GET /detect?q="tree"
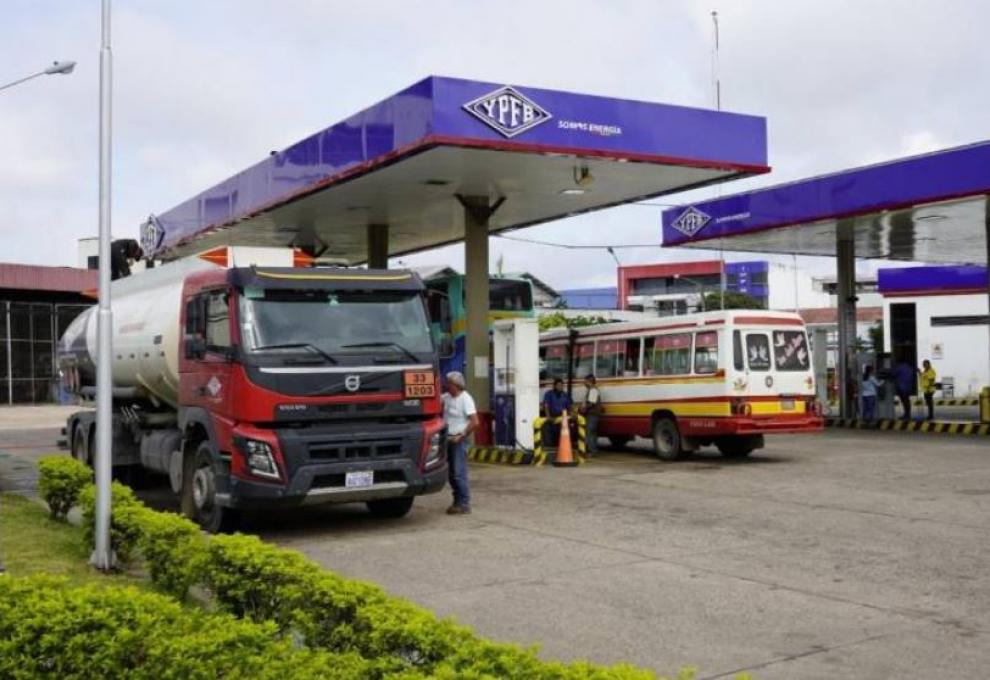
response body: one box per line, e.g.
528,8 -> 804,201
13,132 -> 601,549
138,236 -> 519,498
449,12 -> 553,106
701,291 -> 765,311
867,321 -> 884,353
538,312 -> 611,332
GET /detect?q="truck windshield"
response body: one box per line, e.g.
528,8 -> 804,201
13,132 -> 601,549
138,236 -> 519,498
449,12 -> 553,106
239,289 -> 433,362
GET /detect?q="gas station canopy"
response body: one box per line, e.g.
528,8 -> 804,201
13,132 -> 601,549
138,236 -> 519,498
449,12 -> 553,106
141,76 -> 769,263
661,141 -> 990,264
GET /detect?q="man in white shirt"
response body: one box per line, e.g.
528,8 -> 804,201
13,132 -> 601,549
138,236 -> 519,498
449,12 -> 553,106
581,374 -> 602,456
441,371 -> 479,515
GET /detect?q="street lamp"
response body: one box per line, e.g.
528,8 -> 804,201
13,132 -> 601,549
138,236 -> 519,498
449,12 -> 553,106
673,274 -> 707,312
0,61 -> 76,92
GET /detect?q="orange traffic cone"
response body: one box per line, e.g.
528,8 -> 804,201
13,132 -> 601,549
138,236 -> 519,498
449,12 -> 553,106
553,410 -> 578,467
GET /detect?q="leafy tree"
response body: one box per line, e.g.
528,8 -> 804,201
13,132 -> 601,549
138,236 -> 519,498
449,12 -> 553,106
867,321 -> 884,352
701,291 -> 765,311
538,312 -> 611,332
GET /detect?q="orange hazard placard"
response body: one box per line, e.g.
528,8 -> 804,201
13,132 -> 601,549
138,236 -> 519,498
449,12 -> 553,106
404,370 -> 436,398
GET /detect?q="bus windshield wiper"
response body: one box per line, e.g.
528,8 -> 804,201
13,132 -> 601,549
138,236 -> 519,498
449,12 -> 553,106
252,343 -> 338,364
341,341 -> 420,363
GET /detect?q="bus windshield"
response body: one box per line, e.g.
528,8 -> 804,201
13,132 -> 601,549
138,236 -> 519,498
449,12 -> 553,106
488,278 -> 533,312
239,289 -> 433,362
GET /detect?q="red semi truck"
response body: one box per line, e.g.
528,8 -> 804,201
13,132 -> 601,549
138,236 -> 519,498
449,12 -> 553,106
59,247 -> 447,531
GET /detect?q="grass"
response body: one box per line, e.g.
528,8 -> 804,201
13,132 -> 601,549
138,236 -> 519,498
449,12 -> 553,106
0,492 -> 146,588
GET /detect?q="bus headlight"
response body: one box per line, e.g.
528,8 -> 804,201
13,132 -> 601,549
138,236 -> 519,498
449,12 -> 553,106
244,440 -> 280,480
424,431 -> 444,468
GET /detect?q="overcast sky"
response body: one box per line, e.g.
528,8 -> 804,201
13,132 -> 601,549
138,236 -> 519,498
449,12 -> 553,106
2,0 -> 988,291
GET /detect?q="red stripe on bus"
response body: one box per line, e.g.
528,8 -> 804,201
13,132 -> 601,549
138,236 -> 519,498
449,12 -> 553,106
734,316 -> 805,326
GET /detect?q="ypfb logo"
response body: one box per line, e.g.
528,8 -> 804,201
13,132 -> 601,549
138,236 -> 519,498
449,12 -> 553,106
140,214 -> 165,258
670,206 -> 712,237
463,86 -> 551,138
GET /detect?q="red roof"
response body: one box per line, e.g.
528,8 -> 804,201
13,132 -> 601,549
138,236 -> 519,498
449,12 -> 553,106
798,306 -> 883,325
0,263 -> 97,294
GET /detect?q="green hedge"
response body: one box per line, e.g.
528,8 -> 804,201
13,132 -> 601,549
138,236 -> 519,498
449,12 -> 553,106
37,458 -> 727,680
37,456 -> 91,519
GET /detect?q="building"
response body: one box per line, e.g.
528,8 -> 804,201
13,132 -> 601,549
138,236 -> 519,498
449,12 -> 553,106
1,263 -> 96,404
814,274 -> 884,308
557,287 -> 618,310
880,265 -> 989,397
616,259 -> 827,314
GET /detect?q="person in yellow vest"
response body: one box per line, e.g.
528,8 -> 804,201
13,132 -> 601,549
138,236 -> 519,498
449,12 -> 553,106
920,359 -> 937,421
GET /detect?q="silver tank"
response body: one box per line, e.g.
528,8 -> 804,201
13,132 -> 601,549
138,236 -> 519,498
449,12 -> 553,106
60,257 -> 215,407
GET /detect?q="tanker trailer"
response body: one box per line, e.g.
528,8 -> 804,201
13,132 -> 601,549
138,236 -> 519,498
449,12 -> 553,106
60,247 -> 447,532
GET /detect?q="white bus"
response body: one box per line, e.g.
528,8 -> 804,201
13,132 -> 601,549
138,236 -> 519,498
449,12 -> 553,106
539,310 -> 823,460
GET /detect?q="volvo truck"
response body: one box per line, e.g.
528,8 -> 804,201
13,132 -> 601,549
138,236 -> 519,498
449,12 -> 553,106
59,247 -> 447,531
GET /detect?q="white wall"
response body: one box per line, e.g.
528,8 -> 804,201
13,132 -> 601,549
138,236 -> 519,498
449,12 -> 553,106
883,293 -> 990,396
768,263 -> 830,311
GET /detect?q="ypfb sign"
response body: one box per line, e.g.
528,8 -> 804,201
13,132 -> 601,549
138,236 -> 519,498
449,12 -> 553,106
669,206 -> 712,237
463,86 -> 551,138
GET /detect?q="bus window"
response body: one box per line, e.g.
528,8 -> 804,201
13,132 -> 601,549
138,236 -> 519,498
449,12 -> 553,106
651,333 -> 692,375
772,330 -> 810,371
694,331 -> 719,374
623,338 -> 641,376
542,345 -> 569,381
595,339 -> 624,378
746,333 -> 771,371
574,342 -> 595,378
488,278 -> 533,312
733,330 -> 744,371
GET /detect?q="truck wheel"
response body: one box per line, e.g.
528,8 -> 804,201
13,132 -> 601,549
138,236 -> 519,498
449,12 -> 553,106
717,436 -> 758,459
366,497 -> 414,519
652,417 -> 684,461
607,436 -> 632,450
185,441 -> 239,533
71,424 -> 90,467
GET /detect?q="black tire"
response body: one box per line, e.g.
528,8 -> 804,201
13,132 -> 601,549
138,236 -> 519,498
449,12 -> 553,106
651,417 -> 684,461
183,441 -> 239,533
366,497 -> 414,519
71,424 -> 89,466
607,436 -> 633,450
717,436 -> 757,459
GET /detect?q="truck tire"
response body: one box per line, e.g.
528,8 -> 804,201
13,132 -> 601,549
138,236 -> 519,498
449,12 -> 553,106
607,436 -> 632,450
366,497 -> 414,519
71,424 -> 90,467
184,441 -> 239,533
717,436 -> 759,459
652,416 -> 684,461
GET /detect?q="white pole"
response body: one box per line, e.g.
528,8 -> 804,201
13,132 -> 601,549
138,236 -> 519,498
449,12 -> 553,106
793,254 -> 800,312
91,0 -> 114,571
712,10 -> 727,309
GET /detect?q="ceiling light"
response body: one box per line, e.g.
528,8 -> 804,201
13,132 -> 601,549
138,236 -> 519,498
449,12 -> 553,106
916,214 -> 947,221
559,188 -> 587,196
423,179 -> 451,186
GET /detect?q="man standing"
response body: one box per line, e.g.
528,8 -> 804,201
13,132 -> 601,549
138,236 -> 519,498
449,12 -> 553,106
542,378 -> 572,449
581,374 -> 602,456
920,359 -> 937,421
442,371 -> 478,515
893,358 -> 915,421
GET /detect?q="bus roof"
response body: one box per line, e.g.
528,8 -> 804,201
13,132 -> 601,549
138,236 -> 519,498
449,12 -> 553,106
539,309 -> 805,341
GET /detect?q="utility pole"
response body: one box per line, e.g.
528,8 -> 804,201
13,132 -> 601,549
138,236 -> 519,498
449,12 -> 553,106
712,10 -> 727,310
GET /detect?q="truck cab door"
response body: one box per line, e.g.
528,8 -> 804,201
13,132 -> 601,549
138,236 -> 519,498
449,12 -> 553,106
181,291 -> 235,414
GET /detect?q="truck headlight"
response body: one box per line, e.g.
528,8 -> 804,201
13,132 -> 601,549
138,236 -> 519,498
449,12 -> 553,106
244,440 -> 280,480
424,431 -> 443,468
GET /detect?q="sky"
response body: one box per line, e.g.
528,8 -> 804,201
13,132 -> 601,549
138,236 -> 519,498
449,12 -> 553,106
2,0 -> 989,293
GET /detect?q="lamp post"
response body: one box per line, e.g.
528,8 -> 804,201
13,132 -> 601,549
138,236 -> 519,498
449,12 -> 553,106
0,61 -> 76,92
91,0 -> 114,571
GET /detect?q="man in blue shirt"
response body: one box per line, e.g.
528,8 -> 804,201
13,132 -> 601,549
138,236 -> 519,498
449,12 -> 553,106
542,379 -> 572,450
893,359 -> 916,421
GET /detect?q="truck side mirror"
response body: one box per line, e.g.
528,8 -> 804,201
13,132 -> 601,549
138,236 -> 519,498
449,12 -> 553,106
184,335 -> 207,360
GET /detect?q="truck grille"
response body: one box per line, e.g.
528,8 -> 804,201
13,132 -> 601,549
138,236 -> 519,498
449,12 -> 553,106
307,439 -> 405,462
311,469 -> 405,488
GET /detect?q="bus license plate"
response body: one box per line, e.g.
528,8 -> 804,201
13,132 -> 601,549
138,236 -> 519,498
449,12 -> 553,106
404,371 -> 436,398
781,399 -> 795,411
345,470 -> 374,488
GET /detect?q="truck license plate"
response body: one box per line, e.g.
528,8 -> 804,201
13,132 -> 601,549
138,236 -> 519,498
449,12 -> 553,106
781,399 -> 795,411
345,470 -> 374,488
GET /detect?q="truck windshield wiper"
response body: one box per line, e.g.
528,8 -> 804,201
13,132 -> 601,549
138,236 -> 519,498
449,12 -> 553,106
252,343 -> 338,364
340,341 -> 420,363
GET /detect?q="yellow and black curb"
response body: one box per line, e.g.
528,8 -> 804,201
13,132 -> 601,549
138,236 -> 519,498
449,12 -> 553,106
467,446 -> 536,465
911,398 -> 979,407
826,418 -> 990,435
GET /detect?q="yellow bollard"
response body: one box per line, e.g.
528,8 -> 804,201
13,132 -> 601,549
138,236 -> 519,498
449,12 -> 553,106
980,386 -> 990,424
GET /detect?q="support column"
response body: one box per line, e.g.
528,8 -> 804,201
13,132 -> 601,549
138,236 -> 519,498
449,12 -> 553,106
458,195 -> 504,416
836,227 -> 859,419
367,224 -> 389,269
983,202 -> 990,422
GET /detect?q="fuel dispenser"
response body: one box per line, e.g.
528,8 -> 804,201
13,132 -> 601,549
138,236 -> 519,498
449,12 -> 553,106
875,352 -> 896,419
492,318 -> 540,450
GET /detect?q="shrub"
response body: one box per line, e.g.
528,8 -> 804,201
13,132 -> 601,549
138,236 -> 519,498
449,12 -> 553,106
37,456 -> 91,520
78,481 -> 145,565
136,509 -> 207,601
0,575 -> 378,680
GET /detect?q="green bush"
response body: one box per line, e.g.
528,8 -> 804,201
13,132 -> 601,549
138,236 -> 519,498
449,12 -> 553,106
0,575 -> 379,680
37,456 -> 91,520
78,481 -> 145,565
136,509 -> 207,601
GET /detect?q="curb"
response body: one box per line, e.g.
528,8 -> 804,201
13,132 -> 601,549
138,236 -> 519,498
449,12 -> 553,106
828,398 -> 979,408
825,418 -> 990,435
467,446 -> 537,465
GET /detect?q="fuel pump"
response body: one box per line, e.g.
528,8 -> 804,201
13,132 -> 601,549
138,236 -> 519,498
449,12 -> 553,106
492,318 -> 540,450
875,352 -> 896,419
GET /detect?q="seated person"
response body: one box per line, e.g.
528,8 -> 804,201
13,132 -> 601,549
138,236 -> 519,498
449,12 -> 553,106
542,378 -> 572,447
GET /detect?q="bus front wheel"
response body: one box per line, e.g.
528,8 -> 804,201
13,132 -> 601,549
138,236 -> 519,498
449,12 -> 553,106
652,417 -> 684,461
